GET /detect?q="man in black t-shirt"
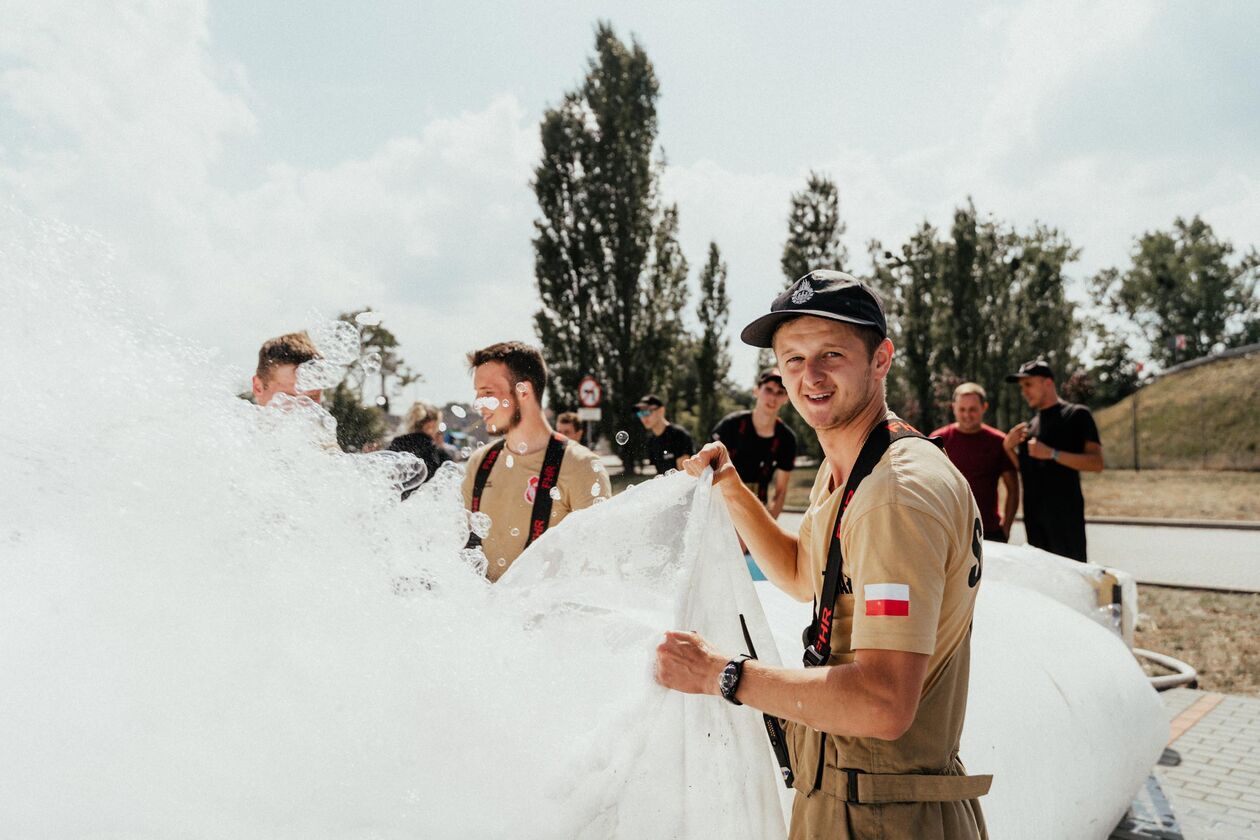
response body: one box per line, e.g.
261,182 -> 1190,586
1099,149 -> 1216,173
1003,359 -> 1105,562
636,394 -> 695,475
710,368 -> 797,520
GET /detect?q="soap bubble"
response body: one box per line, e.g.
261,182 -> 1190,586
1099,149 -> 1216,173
295,358 -> 345,391
488,424 -> 497,434
548,487 -> 561,501
354,311 -> 382,326
505,454 -> 515,468
591,461 -> 604,473
450,405 -> 467,419
593,497 -> 607,505
460,447 -> 472,459
590,482 -> 602,497
501,400 -> 511,409
510,527 -> 520,537
515,382 -> 527,393
459,547 -> 488,576
438,422 -> 447,432
517,442 -> 527,454
469,511 -> 492,539
359,352 -> 382,375
497,558 -> 507,568
307,319 -> 361,365
615,431 -> 629,445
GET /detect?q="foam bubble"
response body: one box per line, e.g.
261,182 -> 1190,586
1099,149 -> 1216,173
295,358 -> 346,391
354,311 -> 383,327
450,405 -> 467,419
359,351 -> 382,375
615,431 -> 629,445
307,319 -> 361,365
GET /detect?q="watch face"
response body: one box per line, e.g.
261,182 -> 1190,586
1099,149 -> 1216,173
720,664 -> 736,694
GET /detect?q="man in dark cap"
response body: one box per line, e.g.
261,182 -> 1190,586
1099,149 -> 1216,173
711,368 -> 797,521
1002,359 -> 1104,562
656,270 -> 991,839
636,394 -> 695,474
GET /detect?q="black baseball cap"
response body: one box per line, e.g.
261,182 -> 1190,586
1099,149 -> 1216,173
635,394 -> 665,409
740,270 -> 887,348
1005,359 -> 1055,382
756,368 -> 783,386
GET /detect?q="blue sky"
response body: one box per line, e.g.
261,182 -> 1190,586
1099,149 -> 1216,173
3,1 -> 1258,405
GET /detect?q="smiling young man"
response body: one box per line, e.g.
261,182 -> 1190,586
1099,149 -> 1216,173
656,271 -> 990,840
711,368 -> 798,520
461,341 -> 610,581
931,383 -> 1019,542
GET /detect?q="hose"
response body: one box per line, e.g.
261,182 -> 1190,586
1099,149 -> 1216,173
1133,648 -> 1198,691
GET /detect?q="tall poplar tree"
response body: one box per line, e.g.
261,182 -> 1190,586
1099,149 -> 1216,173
532,23 -> 689,465
694,242 -> 730,437
781,171 -> 848,285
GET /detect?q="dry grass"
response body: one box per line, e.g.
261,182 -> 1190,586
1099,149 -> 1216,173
1082,470 -> 1260,521
783,466 -> 1260,522
1135,585 -> 1260,697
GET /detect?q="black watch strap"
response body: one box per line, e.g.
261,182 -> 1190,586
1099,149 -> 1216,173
719,655 -> 751,706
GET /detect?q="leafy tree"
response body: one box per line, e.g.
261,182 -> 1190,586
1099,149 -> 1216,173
872,202 -> 1081,432
1093,216 -> 1260,367
336,309 -> 421,414
532,22 -> 691,470
781,171 -> 848,285
694,242 -> 731,438
327,382 -> 386,452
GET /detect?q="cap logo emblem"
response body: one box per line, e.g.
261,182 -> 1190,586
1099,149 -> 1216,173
790,281 -> 815,305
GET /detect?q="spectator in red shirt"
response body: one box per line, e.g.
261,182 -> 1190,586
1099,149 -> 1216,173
931,382 -> 1019,542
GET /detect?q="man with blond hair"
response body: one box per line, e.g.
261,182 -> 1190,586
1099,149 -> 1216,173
931,383 -> 1018,542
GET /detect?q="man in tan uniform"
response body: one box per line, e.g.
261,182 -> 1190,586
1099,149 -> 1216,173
461,341 -> 611,581
656,271 -> 990,839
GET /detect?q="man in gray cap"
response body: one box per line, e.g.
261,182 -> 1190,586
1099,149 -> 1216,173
1002,359 -> 1104,562
656,270 -> 991,839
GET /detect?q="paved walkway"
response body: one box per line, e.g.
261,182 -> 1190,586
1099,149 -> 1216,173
1154,688 -> 1260,839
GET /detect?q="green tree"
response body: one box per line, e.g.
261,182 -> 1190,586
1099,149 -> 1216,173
531,22 -> 691,470
872,202 -> 1081,432
327,381 -> 386,452
694,242 -> 731,437
337,309 -> 421,414
781,171 -> 848,285
1093,216 -> 1260,367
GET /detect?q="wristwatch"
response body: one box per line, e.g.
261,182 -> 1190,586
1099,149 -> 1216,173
719,655 -> 751,706
1051,448 -> 1060,462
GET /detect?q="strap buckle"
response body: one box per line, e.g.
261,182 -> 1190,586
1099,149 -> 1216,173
802,644 -> 827,668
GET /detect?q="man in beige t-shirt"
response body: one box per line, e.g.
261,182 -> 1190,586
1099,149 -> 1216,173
461,342 -> 610,582
656,271 -> 989,839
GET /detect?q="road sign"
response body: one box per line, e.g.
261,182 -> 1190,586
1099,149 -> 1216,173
577,407 -> 602,422
578,375 -> 602,408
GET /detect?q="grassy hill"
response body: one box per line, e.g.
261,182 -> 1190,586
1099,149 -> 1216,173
1096,350 -> 1260,470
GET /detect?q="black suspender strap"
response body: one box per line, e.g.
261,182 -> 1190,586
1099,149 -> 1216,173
466,440 -> 506,549
739,613 -> 795,788
466,435 -> 568,551
802,417 -> 939,668
524,434 -> 569,547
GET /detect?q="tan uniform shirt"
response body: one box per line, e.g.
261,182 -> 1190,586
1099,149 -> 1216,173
461,437 -> 611,582
785,429 -> 987,840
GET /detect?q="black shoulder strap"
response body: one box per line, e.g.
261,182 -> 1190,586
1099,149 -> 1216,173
466,440 -> 506,549
802,417 -> 941,667
523,434 -> 569,547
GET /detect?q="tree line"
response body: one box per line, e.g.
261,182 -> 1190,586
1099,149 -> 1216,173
531,23 -> 1259,464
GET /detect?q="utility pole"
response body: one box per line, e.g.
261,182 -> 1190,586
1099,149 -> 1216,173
1131,388 -> 1140,472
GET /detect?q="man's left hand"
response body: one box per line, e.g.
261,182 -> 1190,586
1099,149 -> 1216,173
655,630 -> 727,696
1027,437 -> 1054,460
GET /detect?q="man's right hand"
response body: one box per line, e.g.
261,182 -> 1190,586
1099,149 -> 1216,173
683,441 -> 738,486
1003,422 -> 1028,452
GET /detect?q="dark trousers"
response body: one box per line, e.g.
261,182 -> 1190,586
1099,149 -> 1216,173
1024,509 -> 1087,562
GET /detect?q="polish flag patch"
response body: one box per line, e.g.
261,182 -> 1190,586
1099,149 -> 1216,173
864,583 -> 910,616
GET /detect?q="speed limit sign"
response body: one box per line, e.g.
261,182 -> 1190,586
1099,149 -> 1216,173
578,375 -> 602,408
